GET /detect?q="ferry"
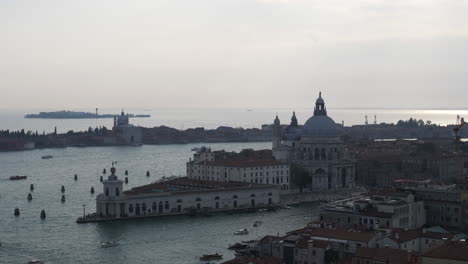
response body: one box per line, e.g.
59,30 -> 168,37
9,175 -> 27,180
199,253 -> 223,261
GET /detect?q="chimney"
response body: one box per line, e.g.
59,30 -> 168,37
395,233 -> 400,239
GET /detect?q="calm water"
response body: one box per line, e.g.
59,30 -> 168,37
0,142 -> 319,264
1,107 -> 467,134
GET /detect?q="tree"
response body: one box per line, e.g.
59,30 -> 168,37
290,163 -> 311,193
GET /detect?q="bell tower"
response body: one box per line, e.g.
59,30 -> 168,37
272,115 -> 282,150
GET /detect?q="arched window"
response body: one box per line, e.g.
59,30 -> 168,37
115,187 -> 120,196
315,168 -> 325,174
215,196 -> 220,200
142,203 -> 147,212
129,204 -> 134,213
105,188 -> 109,196
250,194 -> 256,197
165,201 -> 169,210
314,148 -> 320,160
233,195 -> 238,199
152,202 -> 157,211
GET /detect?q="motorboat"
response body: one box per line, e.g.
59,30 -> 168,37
101,240 -> 119,248
228,243 -> 247,250
10,175 -> 27,180
41,155 -> 53,159
27,260 -> 45,264
234,228 -> 249,235
253,220 -> 263,227
199,253 -> 223,261
280,205 -> 291,209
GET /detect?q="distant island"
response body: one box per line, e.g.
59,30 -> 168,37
25,111 -> 150,119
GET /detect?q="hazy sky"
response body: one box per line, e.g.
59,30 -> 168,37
2,0 -> 468,110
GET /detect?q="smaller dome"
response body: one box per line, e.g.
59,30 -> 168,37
316,97 -> 324,105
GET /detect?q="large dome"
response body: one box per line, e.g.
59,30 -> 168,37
302,115 -> 343,137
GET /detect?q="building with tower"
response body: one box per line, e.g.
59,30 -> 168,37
272,92 -> 356,191
112,110 -> 143,145
92,167 -> 280,220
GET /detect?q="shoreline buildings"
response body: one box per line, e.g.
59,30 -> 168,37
187,147 -> 291,192
272,92 -> 356,191
91,167 -> 280,220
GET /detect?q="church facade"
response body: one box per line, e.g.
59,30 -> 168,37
112,110 -> 143,145
272,93 -> 355,191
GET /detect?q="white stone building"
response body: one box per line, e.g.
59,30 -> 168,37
95,167 -> 280,219
272,92 -> 355,191
186,147 -> 291,192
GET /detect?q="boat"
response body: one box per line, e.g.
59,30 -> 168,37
27,260 -> 44,264
228,243 -> 247,250
257,208 -> 267,212
199,253 -> 223,261
101,241 -> 119,248
9,175 -> 27,180
41,155 -> 53,159
234,228 -> 249,235
253,220 -> 263,227
280,205 -> 291,209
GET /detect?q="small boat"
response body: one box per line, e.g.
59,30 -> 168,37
10,175 -> 27,180
281,205 -> 291,209
228,243 -> 247,250
101,241 -> 119,248
234,228 -> 249,235
257,208 -> 268,212
199,253 -> 223,261
41,155 -> 53,159
253,220 -> 263,227
27,260 -> 45,264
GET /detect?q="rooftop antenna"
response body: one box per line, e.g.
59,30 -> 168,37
96,108 -> 98,116
374,115 -> 377,125
365,115 -> 368,125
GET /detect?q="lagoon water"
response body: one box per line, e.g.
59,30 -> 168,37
0,142 -> 319,264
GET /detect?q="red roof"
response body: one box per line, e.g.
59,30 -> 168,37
423,241 -> 468,261
354,247 -> 419,264
206,159 -> 286,168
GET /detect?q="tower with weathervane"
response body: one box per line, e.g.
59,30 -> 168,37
96,167 -> 125,218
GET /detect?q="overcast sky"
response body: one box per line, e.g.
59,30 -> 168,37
1,0 -> 468,110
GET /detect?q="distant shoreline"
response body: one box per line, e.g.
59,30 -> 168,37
25,110 -> 150,119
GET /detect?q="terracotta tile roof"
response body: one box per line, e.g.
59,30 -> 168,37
222,256 -> 282,264
354,247 -> 419,264
423,241 -> 468,261
123,177 -> 275,196
205,159 -> 287,168
388,228 -> 452,243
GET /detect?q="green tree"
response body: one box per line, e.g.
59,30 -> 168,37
290,163 -> 311,193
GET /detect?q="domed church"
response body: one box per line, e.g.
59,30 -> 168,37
272,92 -> 355,191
